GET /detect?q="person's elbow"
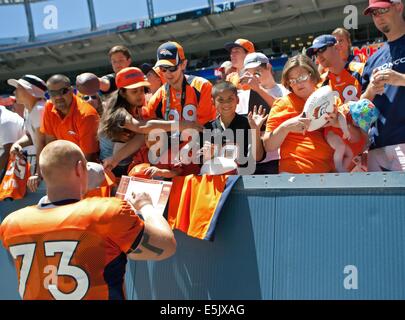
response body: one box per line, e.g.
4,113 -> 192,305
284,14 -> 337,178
156,233 -> 177,261
263,133 -> 277,152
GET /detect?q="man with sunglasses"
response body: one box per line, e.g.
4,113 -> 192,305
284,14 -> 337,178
307,35 -> 364,104
361,0 -> 405,171
307,35 -> 367,166
144,41 -> 216,127
40,74 -> 100,162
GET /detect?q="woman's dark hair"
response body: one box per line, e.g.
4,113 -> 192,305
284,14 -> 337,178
98,90 -> 132,140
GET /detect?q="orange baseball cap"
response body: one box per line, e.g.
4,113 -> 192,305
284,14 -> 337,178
224,39 -> 255,54
116,67 -> 151,90
156,41 -> 186,67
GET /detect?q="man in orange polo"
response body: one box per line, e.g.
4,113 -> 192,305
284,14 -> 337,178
40,74 -> 100,161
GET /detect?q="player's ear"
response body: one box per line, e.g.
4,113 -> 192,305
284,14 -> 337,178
75,160 -> 86,178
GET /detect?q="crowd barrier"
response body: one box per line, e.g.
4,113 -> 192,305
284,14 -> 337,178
1,172 -> 405,300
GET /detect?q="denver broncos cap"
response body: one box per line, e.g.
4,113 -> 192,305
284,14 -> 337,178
224,39 -> 255,54
156,41 -> 186,67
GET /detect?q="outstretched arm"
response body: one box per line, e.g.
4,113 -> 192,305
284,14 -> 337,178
127,192 -> 176,261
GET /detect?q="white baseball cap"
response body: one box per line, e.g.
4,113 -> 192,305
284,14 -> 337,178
244,52 -> 269,69
7,75 -> 47,99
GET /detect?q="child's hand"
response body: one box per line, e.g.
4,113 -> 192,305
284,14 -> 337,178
248,105 -> 268,130
197,141 -> 217,162
342,130 -> 352,141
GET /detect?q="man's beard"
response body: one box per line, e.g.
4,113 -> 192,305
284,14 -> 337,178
380,25 -> 391,34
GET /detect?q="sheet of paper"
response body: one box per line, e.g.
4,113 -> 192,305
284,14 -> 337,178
124,179 -> 164,208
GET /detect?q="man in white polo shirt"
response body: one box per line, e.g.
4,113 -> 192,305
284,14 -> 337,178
8,74 -> 47,191
238,52 -> 289,174
0,105 -> 24,180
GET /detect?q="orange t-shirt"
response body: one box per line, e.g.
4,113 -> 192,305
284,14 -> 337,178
143,75 -> 216,125
0,197 -> 144,300
265,93 -> 334,174
40,95 -> 100,154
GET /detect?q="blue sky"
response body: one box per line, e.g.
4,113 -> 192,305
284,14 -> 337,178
0,0 -> 236,39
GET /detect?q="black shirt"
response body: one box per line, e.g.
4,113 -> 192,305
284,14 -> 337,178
203,114 -> 252,167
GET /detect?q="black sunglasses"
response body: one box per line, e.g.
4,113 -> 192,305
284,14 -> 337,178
47,87 -> 71,97
159,64 -> 181,73
314,44 -> 334,56
82,95 -> 98,101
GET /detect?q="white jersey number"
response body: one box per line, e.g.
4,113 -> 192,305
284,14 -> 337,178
9,241 -> 89,300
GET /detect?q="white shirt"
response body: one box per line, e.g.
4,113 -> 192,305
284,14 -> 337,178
235,84 -> 289,164
24,100 -> 45,148
236,84 -> 289,115
0,105 -> 24,147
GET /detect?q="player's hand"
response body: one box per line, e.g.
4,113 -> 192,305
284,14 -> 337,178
248,105 -> 268,130
130,192 -> 153,210
240,72 -> 261,92
27,175 -> 41,193
10,142 -> 24,158
103,156 -> 118,170
324,112 -> 340,128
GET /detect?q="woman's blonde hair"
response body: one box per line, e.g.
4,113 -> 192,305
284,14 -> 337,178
281,54 -> 321,91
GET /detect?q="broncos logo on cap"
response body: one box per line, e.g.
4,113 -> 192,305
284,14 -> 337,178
159,49 -> 174,56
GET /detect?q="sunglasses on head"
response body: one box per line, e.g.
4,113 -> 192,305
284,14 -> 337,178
47,87 -> 71,98
159,64 -> 180,73
370,7 -> 391,17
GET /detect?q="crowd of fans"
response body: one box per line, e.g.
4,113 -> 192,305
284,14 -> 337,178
1,0 -> 405,190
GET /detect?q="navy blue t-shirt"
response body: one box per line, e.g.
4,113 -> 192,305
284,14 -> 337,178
362,34 -> 405,149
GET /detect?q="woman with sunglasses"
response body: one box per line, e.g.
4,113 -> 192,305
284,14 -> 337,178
263,54 -> 337,174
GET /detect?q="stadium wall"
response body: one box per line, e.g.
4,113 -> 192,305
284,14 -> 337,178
1,173 -> 405,300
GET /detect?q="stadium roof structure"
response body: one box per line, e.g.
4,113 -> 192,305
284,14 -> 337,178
0,0 -> 46,4
0,0 -> 371,83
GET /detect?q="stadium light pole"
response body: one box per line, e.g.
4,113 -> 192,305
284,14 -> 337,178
87,0 -> 97,31
147,0 -> 154,19
23,0 -> 35,42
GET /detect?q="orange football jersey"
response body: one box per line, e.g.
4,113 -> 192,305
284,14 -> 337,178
144,75 -> 216,125
0,197 -> 144,300
323,61 -> 364,103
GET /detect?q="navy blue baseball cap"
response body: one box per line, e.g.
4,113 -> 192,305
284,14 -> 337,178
306,35 -> 337,57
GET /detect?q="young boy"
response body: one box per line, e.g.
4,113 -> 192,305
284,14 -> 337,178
201,81 -> 267,173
